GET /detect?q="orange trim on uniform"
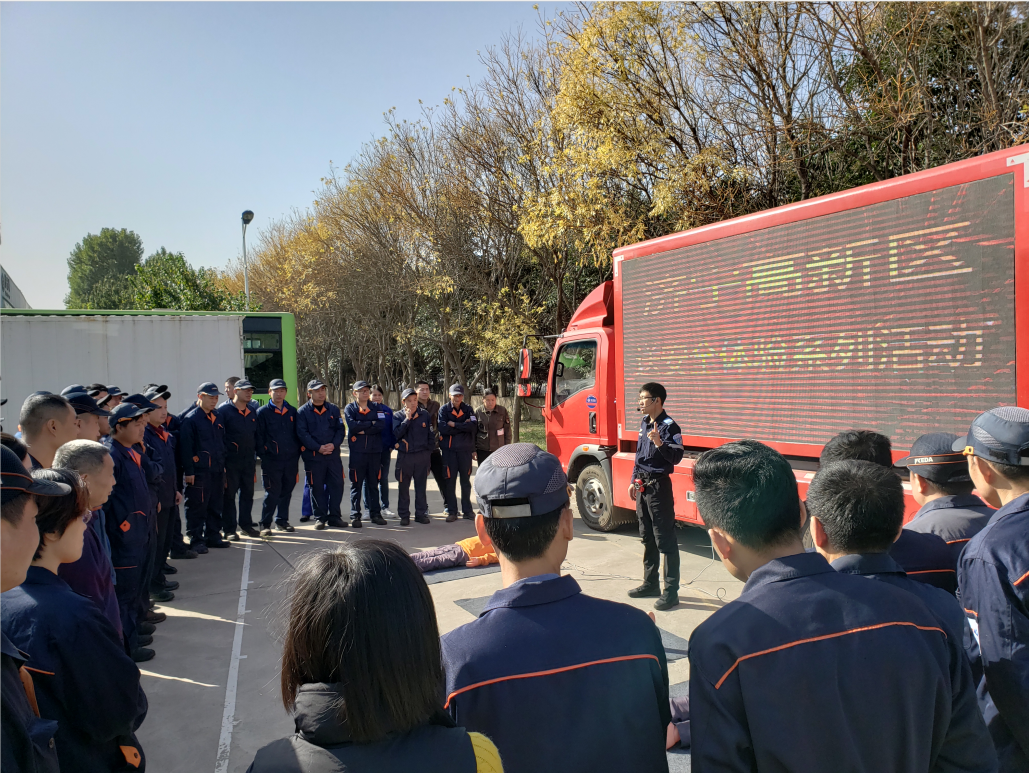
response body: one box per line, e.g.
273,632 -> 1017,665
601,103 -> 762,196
714,621 -> 947,689
1013,567 -> 1029,586
120,746 -> 142,769
127,449 -> 142,467
18,667 -> 40,717
113,566 -> 138,570
945,538 -> 971,545
120,521 -> 131,532
3,471 -> 33,481
907,569 -> 956,575
314,406 -> 326,415
23,666 -> 55,677
964,608 -> 978,617
444,654 -> 659,709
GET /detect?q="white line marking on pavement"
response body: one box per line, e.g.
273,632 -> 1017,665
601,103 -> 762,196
139,669 -> 219,688
215,539 -> 253,773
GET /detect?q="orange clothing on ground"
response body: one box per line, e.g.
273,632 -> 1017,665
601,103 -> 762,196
456,536 -> 498,565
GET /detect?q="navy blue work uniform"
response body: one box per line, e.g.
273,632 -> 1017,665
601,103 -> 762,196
2,567 -> 148,773
889,527 -> 959,594
1,631 -> 59,773
441,574 -> 671,773
365,402 -> 395,511
179,405 -> 227,546
162,412 -> 189,554
343,401 -> 383,522
298,400 -> 346,523
105,438 -> 153,650
218,399 -> 258,533
255,401 -> 300,527
144,423 -> 179,575
632,411 -> 684,593
392,405 -> 434,523
905,493 -> 995,565
958,492 -> 1029,773
688,552 -> 996,773
438,402 -> 477,518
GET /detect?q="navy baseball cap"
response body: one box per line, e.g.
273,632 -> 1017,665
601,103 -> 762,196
351,380 -> 369,391
308,379 -> 326,391
143,386 -> 171,402
474,443 -> 569,519
197,382 -> 222,396
108,402 -> 149,426
61,384 -> 88,396
895,433 -> 970,484
63,391 -> 112,417
268,379 -> 288,390
449,383 -> 465,396
2,446 -> 72,504
401,387 -> 417,400
106,386 -> 123,396
234,379 -> 254,391
954,406 -> 1029,467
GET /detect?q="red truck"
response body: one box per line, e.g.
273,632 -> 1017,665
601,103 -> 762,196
533,144 -> 1028,531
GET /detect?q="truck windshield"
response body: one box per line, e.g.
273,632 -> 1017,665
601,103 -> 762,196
552,339 -> 597,407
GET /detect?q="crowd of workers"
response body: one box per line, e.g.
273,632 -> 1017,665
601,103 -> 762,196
0,373 -> 1026,773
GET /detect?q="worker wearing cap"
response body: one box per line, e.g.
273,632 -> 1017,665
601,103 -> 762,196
105,401 -> 158,661
143,384 -> 194,562
416,381 -> 448,516
439,384 -> 477,523
104,386 -> 125,409
297,380 -> 347,529
179,382 -> 230,553
898,432 -> 995,561
1,445 -> 68,773
63,389 -> 112,443
628,382 -> 685,612
441,443 -> 671,772
218,379 -> 259,540
474,388 -> 510,465
392,387 -> 434,525
255,379 -> 300,535
342,381 -> 384,527
955,407 -> 1029,773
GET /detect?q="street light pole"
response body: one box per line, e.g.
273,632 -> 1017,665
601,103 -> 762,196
241,210 -> 254,310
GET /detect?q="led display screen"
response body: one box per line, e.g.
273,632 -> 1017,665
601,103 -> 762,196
620,174 -> 1017,450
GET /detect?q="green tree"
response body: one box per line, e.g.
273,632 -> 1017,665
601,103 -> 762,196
130,248 -> 248,311
66,228 -> 143,308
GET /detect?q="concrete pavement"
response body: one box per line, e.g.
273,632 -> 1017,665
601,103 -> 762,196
136,453 -> 743,772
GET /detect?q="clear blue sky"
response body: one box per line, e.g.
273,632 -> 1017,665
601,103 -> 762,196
1,1 -> 562,308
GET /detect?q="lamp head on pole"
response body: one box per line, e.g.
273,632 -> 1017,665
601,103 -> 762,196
242,210 -> 255,226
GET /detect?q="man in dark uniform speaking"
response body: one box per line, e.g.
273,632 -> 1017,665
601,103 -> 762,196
628,382 -> 684,611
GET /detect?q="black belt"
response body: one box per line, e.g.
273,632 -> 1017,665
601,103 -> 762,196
638,471 -> 670,482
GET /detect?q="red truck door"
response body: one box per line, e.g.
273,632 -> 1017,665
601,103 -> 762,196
545,336 -> 603,463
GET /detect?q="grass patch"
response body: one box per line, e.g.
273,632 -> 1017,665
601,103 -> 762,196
517,421 -> 547,450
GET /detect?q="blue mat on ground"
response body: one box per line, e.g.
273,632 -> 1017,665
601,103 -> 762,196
421,563 -> 501,585
667,681 -> 691,772
452,597 -> 690,663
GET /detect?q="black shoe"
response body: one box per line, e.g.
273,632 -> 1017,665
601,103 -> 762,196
315,521 -> 327,530
628,584 -> 661,599
131,648 -> 155,663
654,592 -> 679,611
463,514 -> 475,520
260,528 -> 273,537
137,634 -> 154,647
445,513 -> 458,523
299,516 -> 311,522
224,532 -> 240,542
370,515 -> 387,526
275,522 -> 294,533
172,548 -> 199,559
138,621 -> 156,635
327,518 -> 348,528
189,541 -> 209,555
399,518 -> 410,526
150,589 -> 175,603
241,526 -> 260,538
207,539 -> 230,549
161,563 -> 178,574
153,579 -> 179,591
146,610 -> 167,624
351,519 -> 363,528
415,516 -> 430,524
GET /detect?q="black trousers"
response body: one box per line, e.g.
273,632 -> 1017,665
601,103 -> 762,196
261,457 -> 299,527
429,449 -> 448,510
185,469 -> 224,544
309,455 -> 345,522
149,503 -> 171,590
637,474 -> 680,592
223,458 -> 256,532
348,452 -> 377,520
396,450 -> 430,520
442,448 -> 474,517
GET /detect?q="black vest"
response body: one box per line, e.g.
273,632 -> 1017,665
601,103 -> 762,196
247,683 -> 477,773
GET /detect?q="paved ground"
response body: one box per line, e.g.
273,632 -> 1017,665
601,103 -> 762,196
136,452 -> 744,773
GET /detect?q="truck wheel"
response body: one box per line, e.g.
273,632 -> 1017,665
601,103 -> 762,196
576,464 -> 630,532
